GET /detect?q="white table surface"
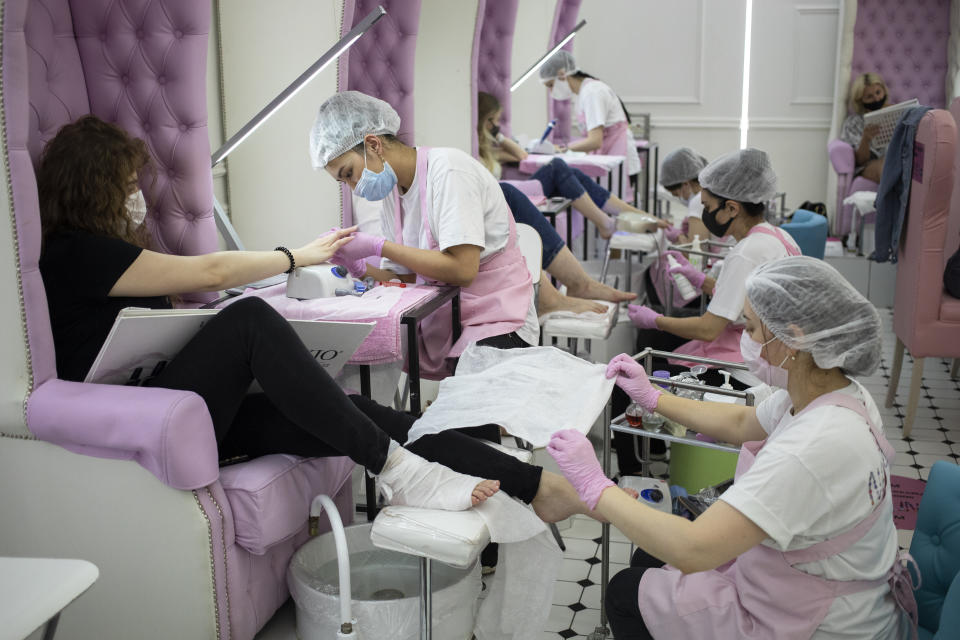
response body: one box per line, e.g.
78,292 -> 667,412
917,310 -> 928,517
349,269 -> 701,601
0,557 -> 98,640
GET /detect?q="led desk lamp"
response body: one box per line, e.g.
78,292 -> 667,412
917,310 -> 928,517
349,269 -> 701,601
210,5 -> 387,252
510,19 -> 586,92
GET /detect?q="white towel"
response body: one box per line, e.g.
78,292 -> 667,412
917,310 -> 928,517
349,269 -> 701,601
406,344 -> 615,448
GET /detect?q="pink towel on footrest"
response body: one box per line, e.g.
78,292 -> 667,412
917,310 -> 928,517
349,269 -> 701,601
221,283 -> 437,365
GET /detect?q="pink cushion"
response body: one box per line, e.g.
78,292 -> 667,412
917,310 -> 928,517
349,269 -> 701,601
941,295 -> 960,323
220,454 -> 355,555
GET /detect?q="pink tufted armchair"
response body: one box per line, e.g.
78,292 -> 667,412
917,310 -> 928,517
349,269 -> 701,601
884,106 -> 960,438
546,0 -> 582,147
0,1 -> 353,638
828,0 -> 950,237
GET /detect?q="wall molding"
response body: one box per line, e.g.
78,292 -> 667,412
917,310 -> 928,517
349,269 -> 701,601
791,5 -> 840,105
750,116 -> 831,130
623,0 -> 705,104
649,116 -> 740,130
647,116 -> 830,131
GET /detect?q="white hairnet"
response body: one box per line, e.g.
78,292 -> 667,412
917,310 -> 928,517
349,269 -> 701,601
309,91 -> 401,169
660,148 -> 708,187
745,256 -> 882,376
538,50 -> 578,82
698,148 -> 777,204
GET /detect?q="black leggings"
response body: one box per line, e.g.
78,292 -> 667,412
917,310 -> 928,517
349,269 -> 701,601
148,297 -> 542,503
605,548 -> 666,640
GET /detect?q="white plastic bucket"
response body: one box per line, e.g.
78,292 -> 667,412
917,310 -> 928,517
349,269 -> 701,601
288,523 -> 480,639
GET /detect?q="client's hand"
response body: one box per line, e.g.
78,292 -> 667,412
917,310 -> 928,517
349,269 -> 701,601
664,250 -> 706,289
627,304 -> 662,330
296,226 -> 356,266
547,429 -> 615,509
606,354 -> 662,410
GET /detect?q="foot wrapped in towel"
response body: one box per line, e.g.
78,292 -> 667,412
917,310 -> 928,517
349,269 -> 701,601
377,446 -> 499,511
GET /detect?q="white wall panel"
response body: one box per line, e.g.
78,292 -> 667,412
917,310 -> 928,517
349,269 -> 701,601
414,0 -> 482,152
508,0 -> 557,139
748,1 -> 839,207
218,0 -> 344,250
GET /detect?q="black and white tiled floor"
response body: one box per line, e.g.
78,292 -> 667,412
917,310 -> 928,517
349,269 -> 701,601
257,312 -> 959,640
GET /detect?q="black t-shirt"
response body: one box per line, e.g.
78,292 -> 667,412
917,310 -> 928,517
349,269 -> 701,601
40,231 -> 171,382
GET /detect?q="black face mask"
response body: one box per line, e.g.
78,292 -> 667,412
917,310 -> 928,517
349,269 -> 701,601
863,98 -> 885,112
489,124 -> 501,137
702,200 -> 734,237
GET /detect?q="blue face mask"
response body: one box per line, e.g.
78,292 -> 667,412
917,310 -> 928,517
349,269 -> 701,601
353,146 -> 398,202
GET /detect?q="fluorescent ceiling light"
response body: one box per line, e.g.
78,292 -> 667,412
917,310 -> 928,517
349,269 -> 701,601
211,5 -> 387,168
510,19 -> 586,92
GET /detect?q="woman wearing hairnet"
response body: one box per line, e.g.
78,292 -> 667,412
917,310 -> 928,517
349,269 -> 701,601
310,91 -> 539,380
659,147 -> 710,243
644,147 -> 713,312
538,50 -> 641,212
549,256 -> 918,639
627,148 -> 801,385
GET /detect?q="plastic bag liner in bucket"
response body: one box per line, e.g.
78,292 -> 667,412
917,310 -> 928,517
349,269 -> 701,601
288,522 -> 481,639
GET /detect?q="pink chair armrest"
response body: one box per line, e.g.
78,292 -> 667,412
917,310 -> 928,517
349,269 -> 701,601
828,139 -> 856,175
27,379 -> 219,490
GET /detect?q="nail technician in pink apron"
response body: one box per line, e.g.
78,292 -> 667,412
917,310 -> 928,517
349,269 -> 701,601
537,49 -> 640,195
623,149 -> 800,387
547,256 -> 918,640
310,92 -> 537,381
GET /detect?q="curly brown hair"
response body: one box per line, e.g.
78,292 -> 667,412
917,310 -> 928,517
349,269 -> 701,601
37,115 -> 154,248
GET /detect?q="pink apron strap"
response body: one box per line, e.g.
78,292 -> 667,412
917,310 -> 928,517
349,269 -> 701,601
747,224 -> 801,256
784,391 -> 919,638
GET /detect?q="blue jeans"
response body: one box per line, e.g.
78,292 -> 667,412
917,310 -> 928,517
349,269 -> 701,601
499,182 -> 564,269
532,157 -> 611,210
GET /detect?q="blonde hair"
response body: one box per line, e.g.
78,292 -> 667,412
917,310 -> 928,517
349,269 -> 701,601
848,72 -> 889,115
476,91 -> 500,175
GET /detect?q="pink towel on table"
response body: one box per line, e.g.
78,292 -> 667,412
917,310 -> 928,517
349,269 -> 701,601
221,284 -> 437,365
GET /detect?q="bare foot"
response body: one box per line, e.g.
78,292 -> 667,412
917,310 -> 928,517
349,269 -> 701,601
598,216 -> 616,240
566,279 -> 637,304
532,472 -> 636,523
472,480 -> 500,506
539,293 -> 607,316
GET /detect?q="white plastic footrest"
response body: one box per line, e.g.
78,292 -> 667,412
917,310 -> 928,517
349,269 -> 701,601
541,300 -> 617,339
371,506 -> 490,570
609,230 -> 660,252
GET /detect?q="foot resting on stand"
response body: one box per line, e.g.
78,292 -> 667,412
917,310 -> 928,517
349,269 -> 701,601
377,446 -> 500,510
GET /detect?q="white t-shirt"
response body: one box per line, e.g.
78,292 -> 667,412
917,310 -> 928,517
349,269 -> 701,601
707,222 -> 801,323
721,380 -> 907,639
378,147 -> 539,346
576,79 -> 641,175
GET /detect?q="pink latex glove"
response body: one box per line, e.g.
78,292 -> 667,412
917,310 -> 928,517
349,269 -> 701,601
333,231 -> 386,262
606,353 -> 663,410
664,256 -> 706,291
627,304 -> 662,330
329,254 -> 368,278
664,225 -> 683,242
546,429 -> 615,509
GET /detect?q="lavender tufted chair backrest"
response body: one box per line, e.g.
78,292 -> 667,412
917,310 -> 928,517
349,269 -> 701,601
476,0 -> 518,138
850,0 -> 950,109
4,0 -> 216,394
548,0 -> 581,145
337,0 -> 421,226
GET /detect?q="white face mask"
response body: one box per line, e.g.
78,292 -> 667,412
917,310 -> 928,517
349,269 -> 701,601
740,330 -> 790,388
126,189 -> 147,226
551,78 -> 573,102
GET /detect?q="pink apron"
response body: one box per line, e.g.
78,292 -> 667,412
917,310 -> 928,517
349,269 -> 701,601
577,102 -> 633,201
637,391 -> 919,640
669,225 -> 801,365
397,147 -> 533,380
